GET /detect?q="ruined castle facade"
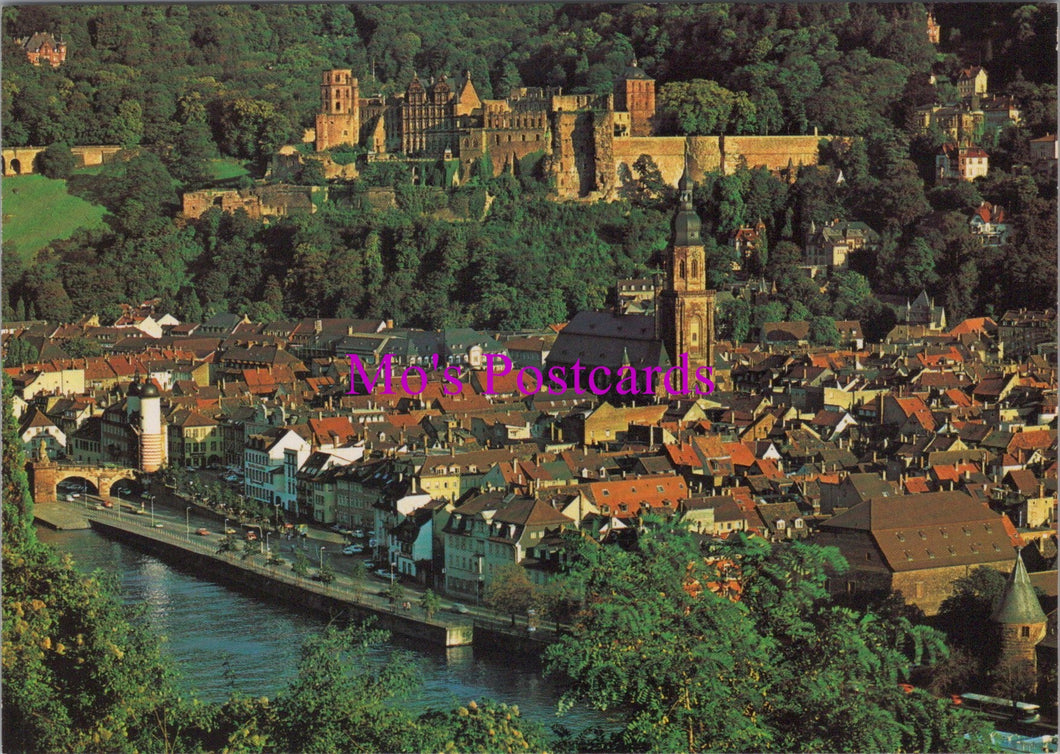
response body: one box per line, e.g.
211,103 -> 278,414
313,65 -> 827,200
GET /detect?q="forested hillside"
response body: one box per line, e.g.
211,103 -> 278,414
2,3 -> 1056,337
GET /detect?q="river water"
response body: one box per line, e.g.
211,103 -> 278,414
36,526 -> 603,732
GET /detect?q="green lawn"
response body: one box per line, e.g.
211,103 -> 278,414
208,157 -> 251,182
2,173 -> 107,259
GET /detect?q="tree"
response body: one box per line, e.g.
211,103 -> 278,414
385,579 -> 405,606
545,522 -> 773,752
292,548 -> 310,578
2,377 -> 33,546
269,624 -> 426,753
62,337 -> 104,359
897,238 -> 940,293
547,524 -> 982,753
657,79 -> 757,135
484,563 -> 536,627
36,142 -> 76,179
5,338 -> 39,367
317,561 -> 335,585
418,699 -> 549,754
350,560 -> 368,595
419,588 -> 442,621
717,298 -> 751,343
809,315 -> 840,346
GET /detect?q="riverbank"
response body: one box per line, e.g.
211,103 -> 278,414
60,502 -> 554,654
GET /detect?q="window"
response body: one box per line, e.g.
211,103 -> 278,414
1021,626 -> 1031,638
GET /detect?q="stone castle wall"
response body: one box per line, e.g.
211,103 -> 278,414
3,145 -> 123,177
183,185 -> 323,220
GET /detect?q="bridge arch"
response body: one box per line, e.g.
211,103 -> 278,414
28,461 -> 139,503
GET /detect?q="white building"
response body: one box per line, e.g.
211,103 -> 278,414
244,426 -> 311,512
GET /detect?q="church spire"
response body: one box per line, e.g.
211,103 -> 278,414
673,153 -> 701,247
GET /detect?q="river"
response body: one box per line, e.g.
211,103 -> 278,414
36,525 -> 603,732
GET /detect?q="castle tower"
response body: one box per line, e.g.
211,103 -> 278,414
658,160 -> 715,375
315,69 -> 360,152
990,550 -> 1047,676
139,380 -> 166,473
615,58 -> 656,137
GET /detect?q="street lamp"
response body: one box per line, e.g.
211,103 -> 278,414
186,506 -> 192,539
319,546 -> 326,572
265,530 -> 270,556
224,518 -> 229,537
273,503 -> 281,529
150,497 -> 155,527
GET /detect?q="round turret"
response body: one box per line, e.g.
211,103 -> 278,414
140,382 -> 160,398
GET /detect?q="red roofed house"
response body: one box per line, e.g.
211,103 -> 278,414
21,32 -> 66,67
969,202 -> 1009,246
936,144 -> 989,182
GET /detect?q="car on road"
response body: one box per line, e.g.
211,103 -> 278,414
245,531 -> 258,541
353,528 -> 365,538
450,603 -> 470,614
342,545 -> 364,555
101,500 -> 113,508
195,528 -> 210,536
154,522 -> 164,529
225,527 -> 237,535
362,561 -> 376,570
374,568 -> 393,579
65,494 -> 76,502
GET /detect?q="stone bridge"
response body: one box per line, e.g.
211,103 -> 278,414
28,459 -> 138,503
2,145 -> 123,177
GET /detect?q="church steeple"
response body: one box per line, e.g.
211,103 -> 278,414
657,153 -> 715,377
673,158 -> 701,247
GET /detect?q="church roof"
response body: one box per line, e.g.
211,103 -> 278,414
547,311 -> 667,371
991,551 -> 1047,625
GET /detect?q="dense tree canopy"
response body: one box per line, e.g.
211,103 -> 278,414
546,523 -> 993,753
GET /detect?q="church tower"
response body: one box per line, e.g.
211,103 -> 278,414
990,550 -> 1047,682
658,161 -> 715,374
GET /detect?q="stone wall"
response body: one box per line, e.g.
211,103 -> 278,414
720,134 -> 825,174
891,561 -> 1011,616
2,145 -> 122,177
182,185 -> 323,220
